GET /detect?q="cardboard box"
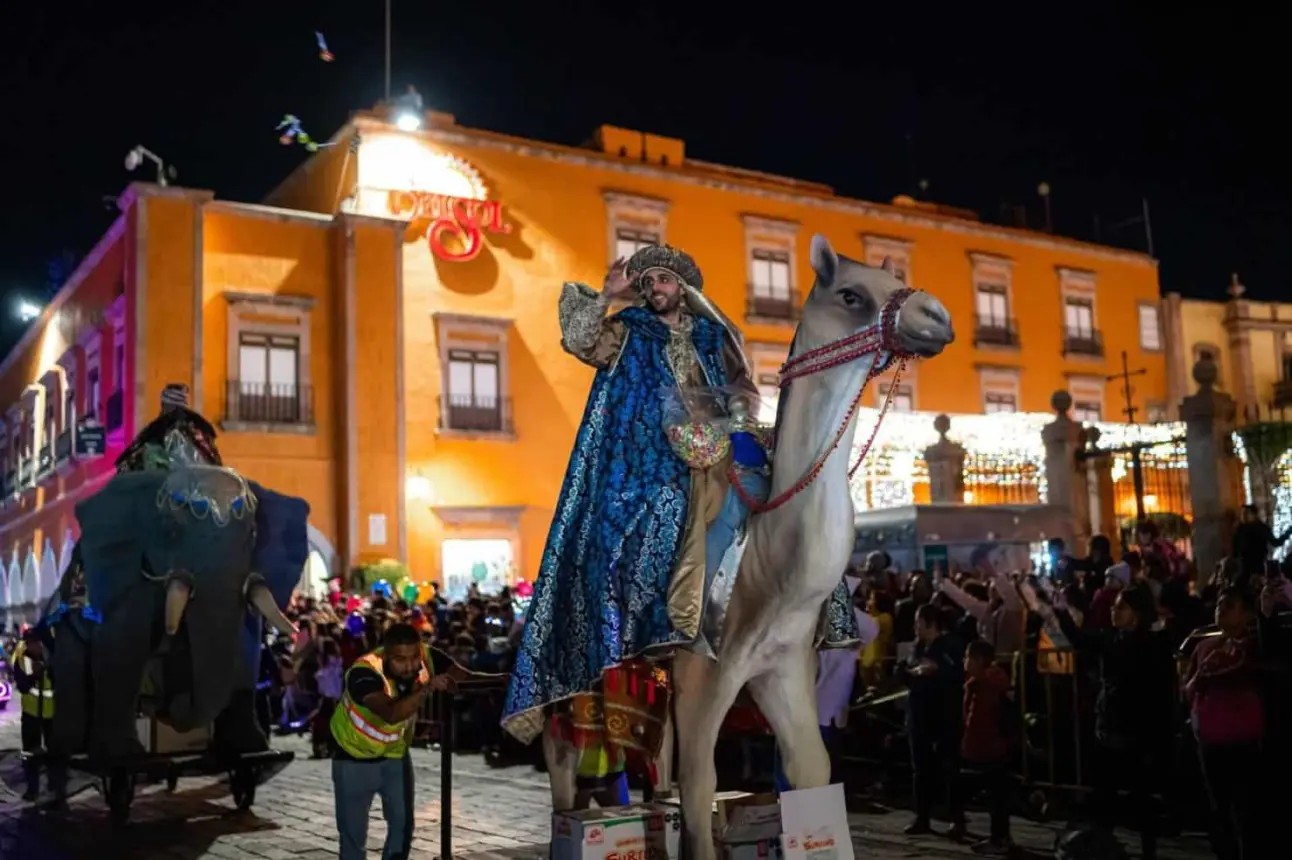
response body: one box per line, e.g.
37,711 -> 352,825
777,785 -> 853,860
722,837 -> 784,860
656,791 -> 780,842
552,804 -> 681,860
136,717 -> 212,755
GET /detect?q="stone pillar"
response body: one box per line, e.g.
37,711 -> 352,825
1083,426 -> 1120,557
924,413 -> 967,503
1043,391 -> 1092,554
1181,355 -> 1240,583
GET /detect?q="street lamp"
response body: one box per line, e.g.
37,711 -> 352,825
389,85 -> 425,131
1037,181 -> 1053,233
16,301 -> 41,322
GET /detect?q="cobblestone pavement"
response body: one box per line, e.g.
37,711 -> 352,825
0,707 -> 1213,859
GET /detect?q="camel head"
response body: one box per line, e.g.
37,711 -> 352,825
800,234 -> 955,358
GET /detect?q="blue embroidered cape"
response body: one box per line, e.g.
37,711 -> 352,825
503,308 -> 729,732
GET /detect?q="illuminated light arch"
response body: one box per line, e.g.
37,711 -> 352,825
39,538 -> 58,601
20,550 -> 38,606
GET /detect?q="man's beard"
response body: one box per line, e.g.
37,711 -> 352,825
646,291 -> 682,315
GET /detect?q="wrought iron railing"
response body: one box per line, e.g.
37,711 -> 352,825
973,315 -> 1021,348
1062,328 -> 1104,358
106,389 -> 124,431
746,285 -> 802,321
440,395 -> 513,434
225,381 -> 315,425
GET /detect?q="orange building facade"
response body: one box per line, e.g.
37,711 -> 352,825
0,108 -> 1168,621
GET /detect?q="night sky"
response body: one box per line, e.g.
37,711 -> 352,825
2,3 -> 1288,353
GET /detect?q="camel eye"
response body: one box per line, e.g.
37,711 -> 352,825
839,289 -> 860,307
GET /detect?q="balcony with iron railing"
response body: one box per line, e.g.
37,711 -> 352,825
439,394 -> 514,435
1274,379 -> 1292,409
973,315 -> 1021,348
225,381 -> 315,425
106,389 -> 124,432
745,286 -> 802,322
1062,327 -> 1104,358
55,428 -> 73,464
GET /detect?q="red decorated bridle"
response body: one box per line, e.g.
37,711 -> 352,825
731,288 -> 918,514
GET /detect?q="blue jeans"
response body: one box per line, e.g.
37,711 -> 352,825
333,756 -> 413,860
705,469 -> 769,590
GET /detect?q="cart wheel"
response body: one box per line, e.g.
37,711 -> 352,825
105,769 -> 135,826
230,768 -> 256,811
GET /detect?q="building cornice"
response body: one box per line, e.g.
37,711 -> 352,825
351,117 -> 1157,268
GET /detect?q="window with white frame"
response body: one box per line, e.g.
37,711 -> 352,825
751,250 -> 791,300
1138,303 -> 1162,351
975,284 -> 1009,328
984,392 -> 1017,413
614,227 -> 659,261
863,235 -> 912,283
603,191 -> 669,266
435,313 -> 513,437
1072,401 -> 1102,422
756,372 -> 780,424
878,382 -> 914,412
224,292 -> 315,429
979,367 -> 1021,414
86,367 -> 101,421
237,333 -> 301,422
1064,297 -> 1095,338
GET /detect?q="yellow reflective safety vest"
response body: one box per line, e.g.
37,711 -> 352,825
12,642 -> 55,720
329,648 -> 430,760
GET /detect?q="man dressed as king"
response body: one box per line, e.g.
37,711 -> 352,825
502,245 -> 859,746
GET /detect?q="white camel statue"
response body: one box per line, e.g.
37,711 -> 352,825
543,234 -> 955,860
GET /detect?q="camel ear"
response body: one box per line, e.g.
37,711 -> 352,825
808,234 -> 838,286
880,256 -> 896,275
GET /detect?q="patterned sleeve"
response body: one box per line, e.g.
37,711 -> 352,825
558,281 -> 627,369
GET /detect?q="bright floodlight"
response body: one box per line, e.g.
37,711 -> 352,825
395,111 -> 423,132
17,301 -> 42,322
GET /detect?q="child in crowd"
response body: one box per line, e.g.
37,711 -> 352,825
961,638 -> 1013,855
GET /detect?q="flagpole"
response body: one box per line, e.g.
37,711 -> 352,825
384,0 -> 392,101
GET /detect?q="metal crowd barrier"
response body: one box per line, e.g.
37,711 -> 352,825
415,672 -> 511,860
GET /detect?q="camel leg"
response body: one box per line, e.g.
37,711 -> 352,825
747,656 -> 831,791
673,651 -> 741,860
652,709 -> 675,799
542,718 -> 579,813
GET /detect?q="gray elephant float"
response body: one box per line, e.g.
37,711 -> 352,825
41,383 -> 309,776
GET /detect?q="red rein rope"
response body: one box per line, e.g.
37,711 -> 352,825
729,289 -> 915,515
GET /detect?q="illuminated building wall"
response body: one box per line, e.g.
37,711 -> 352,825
0,107 -> 1174,614
259,109 -> 1170,595
0,184 -> 404,623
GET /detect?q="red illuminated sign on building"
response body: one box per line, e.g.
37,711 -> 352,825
386,190 -> 510,263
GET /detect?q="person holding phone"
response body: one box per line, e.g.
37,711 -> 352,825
330,623 -> 455,860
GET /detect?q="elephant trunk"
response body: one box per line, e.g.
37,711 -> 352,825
164,578 -> 192,636
247,582 -> 296,635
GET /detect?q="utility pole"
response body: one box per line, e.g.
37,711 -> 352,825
1107,350 -> 1148,425
1141,197 -> 1155,258
384,0 -> 392,101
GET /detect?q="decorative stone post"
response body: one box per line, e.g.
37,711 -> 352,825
1181,355 -> 1241,582
1082,427 -> 1119,557
1043,391 -> 1092,554
924,413 -> 967,503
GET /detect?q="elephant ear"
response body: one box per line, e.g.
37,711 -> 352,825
248,481 -> 311,609
74,472 -> 159,611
